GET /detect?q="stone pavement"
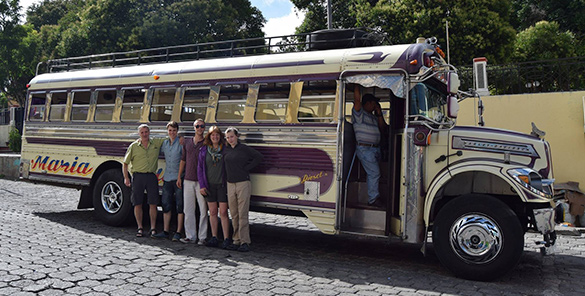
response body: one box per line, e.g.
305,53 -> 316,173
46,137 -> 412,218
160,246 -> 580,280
1,179 -> 585,296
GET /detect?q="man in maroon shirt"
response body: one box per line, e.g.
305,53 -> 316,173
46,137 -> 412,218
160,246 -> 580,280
177,119 -> 208,244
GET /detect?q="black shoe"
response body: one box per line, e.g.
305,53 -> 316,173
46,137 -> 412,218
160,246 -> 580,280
221,238 -> 234,249
238,243 -> 250,252
206,236 -> 219,247
368,199 -> 384,208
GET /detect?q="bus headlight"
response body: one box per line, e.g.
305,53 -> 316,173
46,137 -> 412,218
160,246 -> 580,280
507,168 -> 554,199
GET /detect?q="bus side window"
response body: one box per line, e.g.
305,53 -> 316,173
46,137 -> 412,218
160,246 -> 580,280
71,91 -> 91,121
121,89 -> 146,122
182,87 -> 209,122
217,84 -> 247,123
256,82 -> 289,122
299,80 -> 336,123
29,93 -> 47,121
48,92 -> 68,122
95,90 -> 117,122
150,88 -> 175,122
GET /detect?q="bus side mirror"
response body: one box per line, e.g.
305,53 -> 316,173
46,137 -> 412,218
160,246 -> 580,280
448,72 -> 460,94
447,95 -> 459,118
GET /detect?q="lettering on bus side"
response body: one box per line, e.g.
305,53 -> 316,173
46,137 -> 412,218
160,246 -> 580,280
31,156 -> 94,176
300,171 -> 325,184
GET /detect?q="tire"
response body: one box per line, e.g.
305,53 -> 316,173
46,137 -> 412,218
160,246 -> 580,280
92,169 -> 133,226
432,194 -> 524,281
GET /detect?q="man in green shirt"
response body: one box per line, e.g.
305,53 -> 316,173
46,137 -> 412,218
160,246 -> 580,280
123,124 -> 166,238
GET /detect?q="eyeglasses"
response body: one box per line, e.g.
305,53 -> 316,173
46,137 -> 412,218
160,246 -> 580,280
195,125 -> 205,129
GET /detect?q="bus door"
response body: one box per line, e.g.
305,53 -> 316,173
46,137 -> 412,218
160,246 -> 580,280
338,73 -> 407,238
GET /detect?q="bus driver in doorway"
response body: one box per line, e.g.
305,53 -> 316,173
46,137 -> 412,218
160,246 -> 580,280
352,84 -> 388,207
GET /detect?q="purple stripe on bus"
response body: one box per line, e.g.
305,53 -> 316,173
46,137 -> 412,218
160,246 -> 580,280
29,171 -> 91,182
26,137 -> 336,194
347,52 -> 391,64
452,126 -> 539,141
30,72 -> 341,89
251,195 -> 335,209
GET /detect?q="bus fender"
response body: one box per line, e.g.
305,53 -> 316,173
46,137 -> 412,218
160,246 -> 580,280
423,164 -> 529,227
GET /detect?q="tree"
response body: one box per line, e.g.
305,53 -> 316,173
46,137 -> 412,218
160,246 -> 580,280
1,0 -> 40,107
292,0 -> 517,66
30,0 -> 266,59
511,0 -> 585,39
513,21 -> 576,61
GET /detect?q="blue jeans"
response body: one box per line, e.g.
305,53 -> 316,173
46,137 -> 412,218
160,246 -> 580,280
161,180 -> 184,213
356,145 -> 381,204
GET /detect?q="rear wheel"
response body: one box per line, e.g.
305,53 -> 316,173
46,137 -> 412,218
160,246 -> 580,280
432,194 -> 524,281
93,169 -> 132,226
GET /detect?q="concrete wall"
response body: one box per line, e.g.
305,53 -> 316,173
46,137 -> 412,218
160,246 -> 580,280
0,125 -> 11,148
457,91 -> 585,187
0,154 -> 20,180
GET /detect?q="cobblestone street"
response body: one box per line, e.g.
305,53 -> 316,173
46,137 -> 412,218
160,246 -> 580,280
1,179 -> 585,295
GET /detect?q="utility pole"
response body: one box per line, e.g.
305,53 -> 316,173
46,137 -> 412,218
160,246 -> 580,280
327,0 -> 332,29
445,9 -> 450,64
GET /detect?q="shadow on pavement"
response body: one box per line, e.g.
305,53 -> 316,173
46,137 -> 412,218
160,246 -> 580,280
34,209 -> 584,294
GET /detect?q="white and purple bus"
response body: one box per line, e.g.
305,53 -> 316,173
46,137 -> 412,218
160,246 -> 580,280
21,32 -> 557,280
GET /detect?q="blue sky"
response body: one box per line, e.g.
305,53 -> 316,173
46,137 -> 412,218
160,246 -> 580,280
250,0 -> 295,19
249,0 -> 305,37
21,0 -> 305,37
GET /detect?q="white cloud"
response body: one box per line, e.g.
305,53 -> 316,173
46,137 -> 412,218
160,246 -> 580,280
263,7 -> 305,38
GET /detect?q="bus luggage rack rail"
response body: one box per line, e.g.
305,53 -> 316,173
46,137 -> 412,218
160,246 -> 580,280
39,29 -> 387,74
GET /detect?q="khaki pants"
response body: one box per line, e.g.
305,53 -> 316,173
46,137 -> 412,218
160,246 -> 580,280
227,181 -> 251,245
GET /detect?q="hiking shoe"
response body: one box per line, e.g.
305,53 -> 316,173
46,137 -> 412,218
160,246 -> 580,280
221,238 -> 234,249
179,238 -> 196,244
206,236 -> 219,247
226,243 -> 239,251
171,233 -> 181,242
237,243 -> 250,252
152,231 -> 169,239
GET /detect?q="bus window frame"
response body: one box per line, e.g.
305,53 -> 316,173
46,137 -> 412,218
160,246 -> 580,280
48,90 -> 69,122
216,84 -> 248,123
181,86 -> 210,123
255,82 -> 290,123
148,86 -> 177,122
70,89 -> 93,122
94,88 -> 118,123
120,87 -> 147,123
27,91 -> 48,122
297,80 -> 337,123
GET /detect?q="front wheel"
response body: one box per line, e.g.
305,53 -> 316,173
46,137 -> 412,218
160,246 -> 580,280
432,195 -> 524,281
92,169 -> 133,226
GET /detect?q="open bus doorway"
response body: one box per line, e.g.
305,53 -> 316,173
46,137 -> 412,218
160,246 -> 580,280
339,74 -> 406,238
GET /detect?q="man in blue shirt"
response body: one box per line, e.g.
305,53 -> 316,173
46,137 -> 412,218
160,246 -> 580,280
153,121 -> 184,240
352,85 -> 388,207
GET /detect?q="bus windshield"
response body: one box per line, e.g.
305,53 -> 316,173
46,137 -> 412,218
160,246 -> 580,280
409,83 -> 449,122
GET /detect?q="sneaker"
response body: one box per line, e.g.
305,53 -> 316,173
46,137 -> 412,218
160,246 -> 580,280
206,236 -> 219,247
221,238 -> 234,249
197,239 -> 206,246
226,243 -> 239,251
171,233 -> 181,242
237,243 -> 250,252
152,231 -> 169,239
179,238 -> 196,244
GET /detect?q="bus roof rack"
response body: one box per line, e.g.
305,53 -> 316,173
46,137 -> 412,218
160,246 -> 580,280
40,28 -> 388,74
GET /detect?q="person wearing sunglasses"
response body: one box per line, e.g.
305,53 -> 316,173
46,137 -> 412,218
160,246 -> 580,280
177,119 -> 209,244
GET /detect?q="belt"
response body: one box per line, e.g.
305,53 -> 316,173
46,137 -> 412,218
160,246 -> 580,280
133,172 -> 155,175
358,142 -> 378,147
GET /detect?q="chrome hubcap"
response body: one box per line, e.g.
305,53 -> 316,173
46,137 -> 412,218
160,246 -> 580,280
449,214 -> 502,264
101,181 -> 122,214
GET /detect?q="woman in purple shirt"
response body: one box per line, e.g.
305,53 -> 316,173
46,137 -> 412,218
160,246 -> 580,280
197,126 -> 230,248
